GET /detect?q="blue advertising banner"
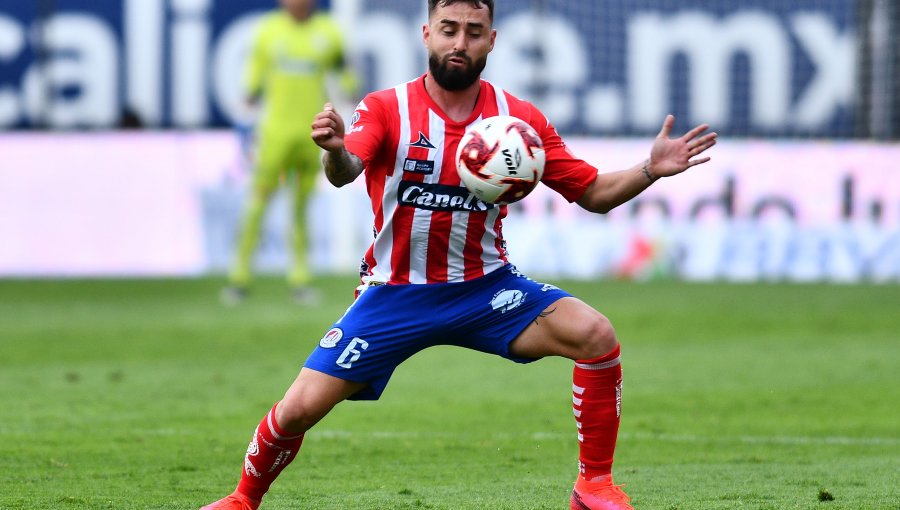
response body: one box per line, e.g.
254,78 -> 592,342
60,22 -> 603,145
0,0 -> 858,137
351,0 -> 859,137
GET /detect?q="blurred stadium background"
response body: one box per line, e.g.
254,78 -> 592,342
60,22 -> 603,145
2,3 -> 899,509
1,0 -> 899,282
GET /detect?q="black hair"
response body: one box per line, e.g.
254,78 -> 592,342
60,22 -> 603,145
427,0 -> 494,22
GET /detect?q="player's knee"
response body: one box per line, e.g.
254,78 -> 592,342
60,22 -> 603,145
274,396 -> 329,434
575,313 -> 618,361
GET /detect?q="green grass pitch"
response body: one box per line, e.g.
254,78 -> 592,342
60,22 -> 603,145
0,276 -> 897,509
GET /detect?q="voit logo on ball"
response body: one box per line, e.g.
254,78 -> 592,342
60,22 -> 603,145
490,289 -> 526,313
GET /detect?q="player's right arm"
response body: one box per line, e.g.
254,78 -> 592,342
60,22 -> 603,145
244,16 -> 273,105
312,103 -> 363,187
313,94 -> 392,188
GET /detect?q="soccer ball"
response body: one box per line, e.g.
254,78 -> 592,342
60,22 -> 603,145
456,115 -> 546,204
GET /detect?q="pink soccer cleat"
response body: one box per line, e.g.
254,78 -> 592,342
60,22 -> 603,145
570,476 -> 634,510
199,490 -> 260,510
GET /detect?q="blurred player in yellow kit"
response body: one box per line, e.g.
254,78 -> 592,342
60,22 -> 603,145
222,0 -> 357,306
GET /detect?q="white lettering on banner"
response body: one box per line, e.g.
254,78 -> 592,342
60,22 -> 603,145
171,0 -> 211,127
349,12 -> 419,92
212,14 -> 265,122
0,4 -> 253,128
631,11 -> 791,130
0,15 -> 25,125
486,13 -> 588,125
0,5 -> 855,132
23,15 -> 118,128
791,13 -> 855,128
629,11 -> 853,131
125,0 -> 164,125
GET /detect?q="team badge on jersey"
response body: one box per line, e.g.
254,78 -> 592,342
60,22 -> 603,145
490,289 -> 527,313
348,101 -> 366,134
409,131 -> 436,149
319,327 -> 344,348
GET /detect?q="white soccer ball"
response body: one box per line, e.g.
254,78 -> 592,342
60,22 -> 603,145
455,115 -> 545,205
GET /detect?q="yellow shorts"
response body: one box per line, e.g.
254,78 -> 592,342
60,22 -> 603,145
253,128 -> 322,195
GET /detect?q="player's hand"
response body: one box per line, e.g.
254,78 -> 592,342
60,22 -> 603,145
311,102 -> 346,153
647,115 -> 717,179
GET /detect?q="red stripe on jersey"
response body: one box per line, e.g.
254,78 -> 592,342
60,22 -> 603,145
389,211 -> 413,284
425,212 -> 451,283
353,90 -> 401,279
462,212 -> 487,280
480,88 -> 501,118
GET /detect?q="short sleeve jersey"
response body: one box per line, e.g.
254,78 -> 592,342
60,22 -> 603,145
345,75 -> 599,285
246,11 -> 346,133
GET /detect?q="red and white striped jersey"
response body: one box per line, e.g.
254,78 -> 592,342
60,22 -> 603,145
344,75 -> 598,285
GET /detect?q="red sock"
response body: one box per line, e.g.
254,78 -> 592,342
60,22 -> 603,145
572,345 -> 622,481
236,403 -> 304,502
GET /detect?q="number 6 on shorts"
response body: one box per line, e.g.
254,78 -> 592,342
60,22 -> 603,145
336,338 -> 369,369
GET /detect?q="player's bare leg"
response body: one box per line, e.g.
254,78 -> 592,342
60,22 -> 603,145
510,298 -> 633,510
200,369 -> 365,509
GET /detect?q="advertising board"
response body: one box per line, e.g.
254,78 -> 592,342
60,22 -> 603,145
0,0 -> 859,137
2,132 -> 897,282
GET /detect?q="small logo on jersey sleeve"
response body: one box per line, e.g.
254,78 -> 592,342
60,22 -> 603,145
319,327 -> 344,348
490,289 -> 527,313
348,100 -> 367,134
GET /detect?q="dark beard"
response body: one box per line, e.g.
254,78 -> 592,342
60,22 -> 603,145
428,51 -> 487,91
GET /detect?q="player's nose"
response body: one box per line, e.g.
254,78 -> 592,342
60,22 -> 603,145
451,32 -> 469,52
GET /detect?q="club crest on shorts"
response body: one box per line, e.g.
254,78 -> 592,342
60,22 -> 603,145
319,327 -> 343,348
490,289 -> 526,313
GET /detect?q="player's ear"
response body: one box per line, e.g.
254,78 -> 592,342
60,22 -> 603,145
488,28 -> 496,51
422,23 -> 430,45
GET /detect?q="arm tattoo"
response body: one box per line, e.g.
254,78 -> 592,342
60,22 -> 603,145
324,149 -> 364,187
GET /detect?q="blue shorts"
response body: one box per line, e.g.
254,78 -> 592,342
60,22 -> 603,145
303,265 -> 571,400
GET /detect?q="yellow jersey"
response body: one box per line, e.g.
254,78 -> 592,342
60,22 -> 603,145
246,10 -> 353,134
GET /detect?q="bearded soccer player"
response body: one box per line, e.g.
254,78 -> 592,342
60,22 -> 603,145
222,0 -> 357,306
201,1 -> 716,509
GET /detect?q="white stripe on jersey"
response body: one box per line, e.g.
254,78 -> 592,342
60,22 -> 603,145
495,88 -> 510,116
445,214 -> 467,282
370,81 -> 413,282
407,110 -> 446,283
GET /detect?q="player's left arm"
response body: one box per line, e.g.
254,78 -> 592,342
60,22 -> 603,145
576,115 -> 717,214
